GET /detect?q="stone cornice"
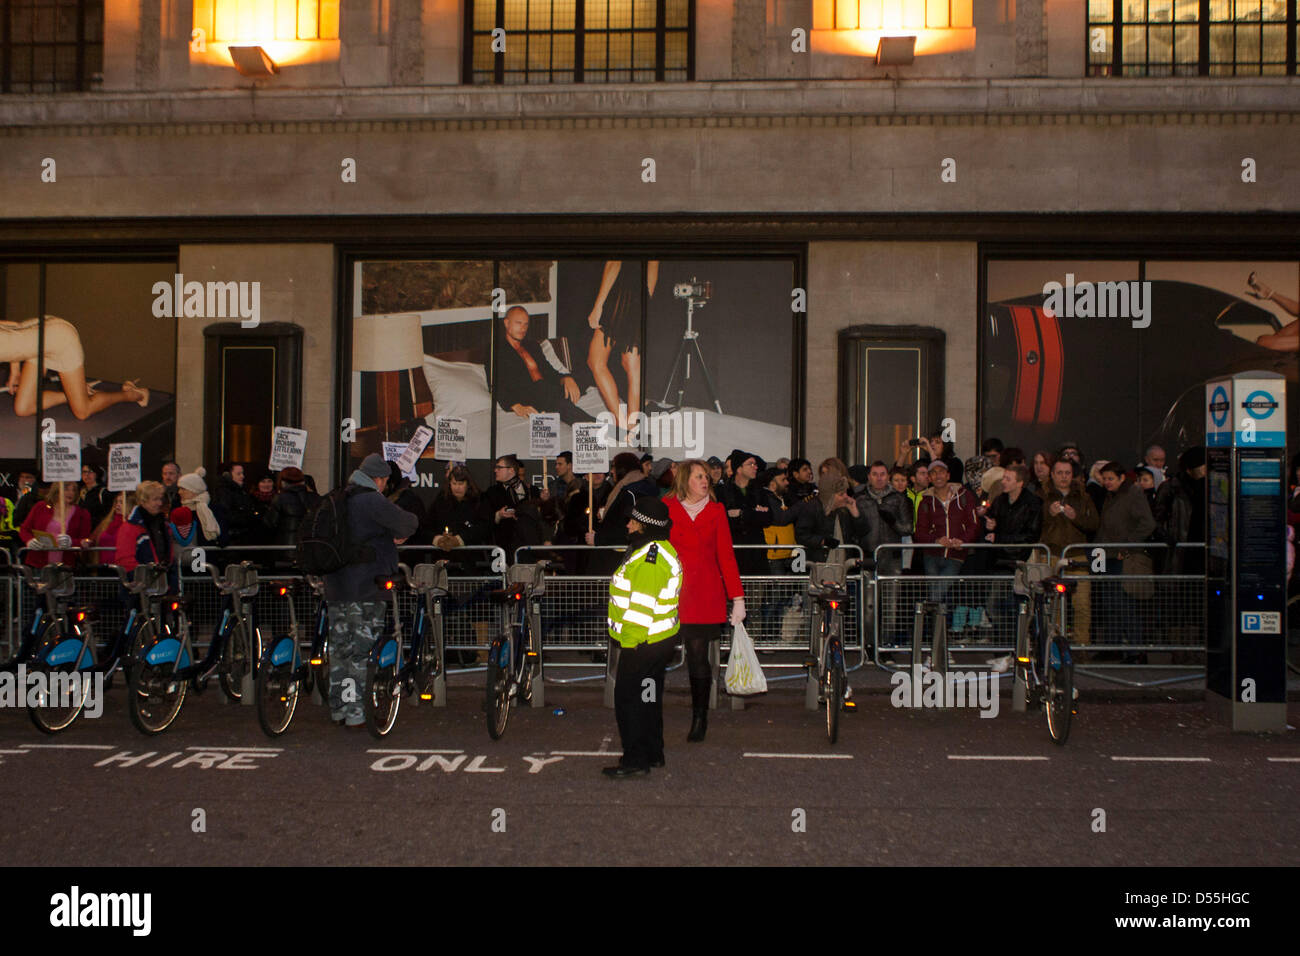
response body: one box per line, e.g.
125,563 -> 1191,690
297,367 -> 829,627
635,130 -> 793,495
1,77 -> 1297,134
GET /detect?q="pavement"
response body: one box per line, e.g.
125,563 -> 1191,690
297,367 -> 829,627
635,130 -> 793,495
0,663 -> 1296,868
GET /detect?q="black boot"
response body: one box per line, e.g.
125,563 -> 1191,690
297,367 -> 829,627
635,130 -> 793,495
687,677 -> 709,742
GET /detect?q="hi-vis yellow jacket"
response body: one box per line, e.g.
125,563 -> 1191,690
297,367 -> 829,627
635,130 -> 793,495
607,540 -> 682,648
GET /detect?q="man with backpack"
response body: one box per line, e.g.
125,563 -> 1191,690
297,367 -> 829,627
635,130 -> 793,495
303,453 -> 418,729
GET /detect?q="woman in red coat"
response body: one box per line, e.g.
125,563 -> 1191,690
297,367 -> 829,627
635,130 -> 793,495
19,481 -> 91,567
665,460 -> 745,742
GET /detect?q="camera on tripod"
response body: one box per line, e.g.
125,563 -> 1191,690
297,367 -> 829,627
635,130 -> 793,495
672,278 -> 712,304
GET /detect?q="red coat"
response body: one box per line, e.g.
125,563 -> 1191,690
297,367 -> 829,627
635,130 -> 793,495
19,501 -> 91,568
665,497 -> 744,625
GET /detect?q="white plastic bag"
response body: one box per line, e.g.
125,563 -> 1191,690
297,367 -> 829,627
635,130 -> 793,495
724,619 -> 767,696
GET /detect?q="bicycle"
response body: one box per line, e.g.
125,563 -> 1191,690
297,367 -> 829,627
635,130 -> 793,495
1012,560 -> 1076,745
805,558 -> 850,744
13,562 -> 100,734
126,561 -> 261,735
484,562 -> 546,740
255,575 -> 330,737
364,563 -> 449,738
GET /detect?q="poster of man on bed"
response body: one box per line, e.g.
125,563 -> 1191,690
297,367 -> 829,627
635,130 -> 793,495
349,257 -> 796,490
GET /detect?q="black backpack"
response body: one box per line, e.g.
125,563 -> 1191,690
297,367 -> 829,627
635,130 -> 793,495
296,486 -> 375,575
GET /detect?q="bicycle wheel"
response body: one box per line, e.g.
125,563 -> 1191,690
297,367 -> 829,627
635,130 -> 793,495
484,638 -> 511,740
256,662 -> 301,737
28,645 -> 89,734
128,623 -> 188,735
825,659 -> 843,745
218,621 -> 250,702
1045,640 -> 1073,745
364,659 -> 401,738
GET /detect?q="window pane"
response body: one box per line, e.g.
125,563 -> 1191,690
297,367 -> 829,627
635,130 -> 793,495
1122,25 -> 1147,65
1148,0 -> 1172,22
528,0 -> 551,29
634,0 -> 655,28
1088,0 -> 1112,21
527,34 -> 552,69
33,44 -> 54,80
503,0 -> 527,31
1234,0 -> 1260,20
609,0 -> 631,29
665,30 -> 686,68
665,0 -> 687,26
1208,0 -> 1230,20
554,0 -> 576,29
553,31 -> 574,68
1261,23 -> 1284,61
633,30 -> 654,67
1235,23 -> 1260,62
1122,0 -> 1145,22
835,0 -> 857,29
504,35 -> 526,69
1148,24 -> 1173,64
1174,24 -> 1198,65
34,5 -> 55,40
609,31 -> 631,68
473,0 -> 495,31
950,0 -> 971,27
56,5 -> 77,41
1174,0 -> 1197,20
588,0 -> 607,29
473,33 -> 494,68
1261,0 -> 1285,19
319,0 -> 339,37
902,0 -> 925,28
858,0 -> 881,28
586,32 -> 607,69
1208,23 -> 1233,62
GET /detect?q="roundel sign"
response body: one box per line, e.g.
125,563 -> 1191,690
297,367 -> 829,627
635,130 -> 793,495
1209,385 -> 1230,428
1241,389 -> 1278,420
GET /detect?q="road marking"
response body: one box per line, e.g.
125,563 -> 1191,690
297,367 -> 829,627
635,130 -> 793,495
366,748 -> 464,754
551,750 -> 622,757
19,743 -> 114,750
0,749 -> 29,754
1110,756 -> 1211,763
1266,757 -> 1300,763
948,755 -> 1049,761
743,752 -> 854,760
184,746 -> 282,752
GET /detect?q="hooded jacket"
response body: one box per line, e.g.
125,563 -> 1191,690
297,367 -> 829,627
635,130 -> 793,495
913,484 -> 980,561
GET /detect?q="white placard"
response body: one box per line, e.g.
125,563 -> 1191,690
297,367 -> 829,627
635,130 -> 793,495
395,425 -> 434,476
528,413 -> 562,459
107,443 -> 142,492
268,426 -> 308,471
433,416 -> 468,461
382,442 -> 418,482
41,433 -> 81,483
572,422 -> 610,475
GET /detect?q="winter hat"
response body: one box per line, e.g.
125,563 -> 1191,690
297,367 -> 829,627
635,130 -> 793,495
360,453 -> 390,479
847,464 -> 870,486
280,466 -> 304,483
169,506 -> 194,537
178,468 -> 208,494
630,496 -> 672,538
1178,446 -> 1206,472
706,456 -> 723,469
728,450 -> 765,473
650,458 -> 674,481
980,466 -> 1006,496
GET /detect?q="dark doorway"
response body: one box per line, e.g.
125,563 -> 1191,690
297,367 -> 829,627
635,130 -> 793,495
203,323 -> 303,474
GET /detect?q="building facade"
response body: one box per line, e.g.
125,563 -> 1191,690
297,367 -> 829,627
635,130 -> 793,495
1,0 -> 1296,491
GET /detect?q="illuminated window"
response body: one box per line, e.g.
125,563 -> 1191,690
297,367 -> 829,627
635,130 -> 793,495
465,0 -> 692,84
0,0 -> 103,92
193,0 -> 339,42
812,0 -> 972,31
1088,0 -> 1296,76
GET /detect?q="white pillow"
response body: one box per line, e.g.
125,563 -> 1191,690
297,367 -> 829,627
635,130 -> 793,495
422,355 -> 491,418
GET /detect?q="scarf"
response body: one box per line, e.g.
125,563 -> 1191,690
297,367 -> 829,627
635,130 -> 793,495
187,490 -> 222,541
680,496 -> 709,520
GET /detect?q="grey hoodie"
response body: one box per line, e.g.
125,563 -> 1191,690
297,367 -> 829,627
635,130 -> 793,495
323,471 -> 420,603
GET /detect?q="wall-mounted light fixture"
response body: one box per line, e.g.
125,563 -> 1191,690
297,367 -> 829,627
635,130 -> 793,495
875,34 -> 916,65
228,45 -> 279,76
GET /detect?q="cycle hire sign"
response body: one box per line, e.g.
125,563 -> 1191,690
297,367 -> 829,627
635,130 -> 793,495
572,422 -> 610,475
42,433 -> 81,483
1206,379 -> 1232,448
1235,376 -> 1285,446
107,443 -> 142,493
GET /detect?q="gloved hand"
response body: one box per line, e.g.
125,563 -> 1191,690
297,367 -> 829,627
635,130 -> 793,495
56,534 -> 72,548
729,597 -> 746,628
29,537 -> 49,550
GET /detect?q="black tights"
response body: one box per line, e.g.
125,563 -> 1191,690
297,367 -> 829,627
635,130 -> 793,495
679,623 -> 719,707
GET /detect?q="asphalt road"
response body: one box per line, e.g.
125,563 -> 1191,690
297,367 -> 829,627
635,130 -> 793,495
1,671 -> 1296,868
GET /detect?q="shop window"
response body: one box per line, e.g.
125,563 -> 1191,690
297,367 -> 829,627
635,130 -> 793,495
0,0 -> 103,93
1088,0 -> 1296,76
464,0 -> 691,84
192,0 -> 339,43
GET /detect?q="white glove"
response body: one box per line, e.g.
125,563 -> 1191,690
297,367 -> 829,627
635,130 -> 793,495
56,534 -> 72,548
29,537 -> 49,550
729,597 -> 746,628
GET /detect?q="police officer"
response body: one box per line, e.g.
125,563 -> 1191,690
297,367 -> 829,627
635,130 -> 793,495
604,497 -> 681,778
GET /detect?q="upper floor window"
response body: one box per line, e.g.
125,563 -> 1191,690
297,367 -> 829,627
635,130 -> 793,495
464,0 -> 692,84
1087,0 -> 1298,76
812,0 -> 972,30
192,0 -> 339,43
0,0 -> 103,92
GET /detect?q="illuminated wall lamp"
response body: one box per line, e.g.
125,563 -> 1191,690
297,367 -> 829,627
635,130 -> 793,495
228,45 -> 280,76
875,35 -> 916,66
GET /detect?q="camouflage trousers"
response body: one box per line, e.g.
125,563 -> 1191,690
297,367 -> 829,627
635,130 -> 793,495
328,600 -> 386,725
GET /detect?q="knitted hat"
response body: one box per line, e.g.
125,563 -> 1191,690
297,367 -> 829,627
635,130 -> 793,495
280,466 -> 304,483
630,496 -> 672,531
170,506 -> 194,536
650,458 -> 674,481
1178,445 -> 1206,472
728,450 -> 765,473
177,468 -> 208,494
360,453 -> 390,479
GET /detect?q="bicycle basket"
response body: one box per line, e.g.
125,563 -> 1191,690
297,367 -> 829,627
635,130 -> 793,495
39,564 -> 77,598
133,564 -> 170,598
410,563 -> 449,595
505,562 -> 546,596
1012,560 -> 1053,596
223,562 -> 260,597
809,560 -> 846,591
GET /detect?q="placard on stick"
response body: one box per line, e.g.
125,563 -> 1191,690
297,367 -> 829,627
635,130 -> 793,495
268,426 -> 308,471
395,425 -> 434,476
382,441 -> 418,482
433,416 -> 467,461
42,433 -> 81,483
107,443 -> 142,492
528,413 -> 562,460
572,422 -> 610,475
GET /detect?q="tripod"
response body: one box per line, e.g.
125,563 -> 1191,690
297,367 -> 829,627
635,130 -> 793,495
656,292 -> 723,414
